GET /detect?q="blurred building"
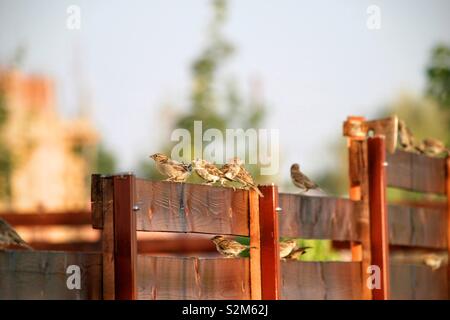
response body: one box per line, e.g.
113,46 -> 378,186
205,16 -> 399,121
0,68 -> 98,212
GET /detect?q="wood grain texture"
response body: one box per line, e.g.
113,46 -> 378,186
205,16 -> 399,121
347,137 -> 372,300
137,256 -> 250,300
249,190 -> 262,300
91,174 -> 104,228
278,193 -> 363,241
367,136 -> 390,299
101,176 -> 115,300
390,263 -> 448,299
259,185 -> 280,300
386,150 -> 446,194
113,175 -> 137,300
280,261 -> 363,300
388,204 -> 447,249
134,180 -> 249,236
0,250 -> 102,300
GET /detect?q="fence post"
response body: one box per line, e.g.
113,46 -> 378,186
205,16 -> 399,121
258,184 -> 280,300
249,190 -> 262,300
113,174 -> 137,300
343,116 -> 372,300
446,157 -> 450,299
367,136 -> 390,300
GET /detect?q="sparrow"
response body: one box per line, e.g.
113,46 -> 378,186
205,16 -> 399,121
220,157 -> 242,181
150,153 -> 192,182
210,235 -> 253,258
286,246 -> 312,260
423,254 -> 444,271
279,239 -> 298,260
398,120 -> 419,152
0,218 -> 33,250
290,163 -> 319,193
192,159 -> 227,186
417,138 -> 449,157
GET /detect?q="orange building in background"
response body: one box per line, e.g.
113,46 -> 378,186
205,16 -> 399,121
0,68 -> 98,212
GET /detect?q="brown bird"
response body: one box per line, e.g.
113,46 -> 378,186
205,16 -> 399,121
423,254 -> 444,271
0,218 -> 33,250
210,235 -> 253,258
279,239 -> 298,260
417,138 -> 449,157
290,163 -> 319,193
220,157 -> 242,181
192,159 -> 226,186
398,120 -> 419,152
150,153 -> 192,182
286,246 -> 312,260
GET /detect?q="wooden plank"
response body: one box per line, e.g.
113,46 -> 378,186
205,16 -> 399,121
113,174 -> 137,300
0,250 -> 102,299
133,180 -> 249,236
388,204 -> 447,249
346,126 -> 372,300
91,174 -> 103,228
278,193 -> 362,241
137,256 -> 250,300
386,150 -> 446,194
258,185 -> 280,300
249,190 -> 262,300
390,263 -> 448,299
367,136 -> 390,299
101,176 -> 114,300
280,261 -> 363,300
0,212 -> 92,226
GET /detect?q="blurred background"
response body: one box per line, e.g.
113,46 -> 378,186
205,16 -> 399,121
0,0 -> 449,259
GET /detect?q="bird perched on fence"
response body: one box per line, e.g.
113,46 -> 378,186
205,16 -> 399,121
0,218 -> 33,251
286,246 -> 312,260
398,120 -> 419,153
150,153 -> 192,182
290,163 -> 320,193
210,235 -> 254,258
279,239 -> 298,260
220,157 -> 242,181
423,253 -> 444,271
192,159 -> 227,186
220,158 -> 263,196
417,138 -> 449,157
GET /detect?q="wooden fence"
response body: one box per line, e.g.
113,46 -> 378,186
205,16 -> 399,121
0,115 -> 448,300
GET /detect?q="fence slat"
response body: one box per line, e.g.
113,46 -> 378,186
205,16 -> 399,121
280,261 -> 363,300
368,136 -> 390,300
345,116 -> 372,300
137,256 -> 250,300
386,150 -> 446,194
390,263 -> 449,299
113,174 -> 137,300
249,190 -> 262,300
0,250 -> 102,300
388,204 -> 447,249
0,212 -> 92,226
278,194 -> 362,241
259,185 -> 280,300
133,180 -> 249,236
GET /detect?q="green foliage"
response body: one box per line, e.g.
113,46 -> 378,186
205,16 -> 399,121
165,0 -> 267,181
426,44 -> 450,110
95,144 -> 117,175
0,90 -> 12,203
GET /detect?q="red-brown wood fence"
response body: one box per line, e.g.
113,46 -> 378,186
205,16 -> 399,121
0,115 -> 448,300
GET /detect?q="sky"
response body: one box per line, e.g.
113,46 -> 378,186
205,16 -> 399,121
1,0 -> 450,182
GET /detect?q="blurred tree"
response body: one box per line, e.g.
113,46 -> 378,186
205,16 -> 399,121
94,144 -> 117,175
139,0 -> 268,182
0,90 -> 12,205
426,44 -> 450,111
